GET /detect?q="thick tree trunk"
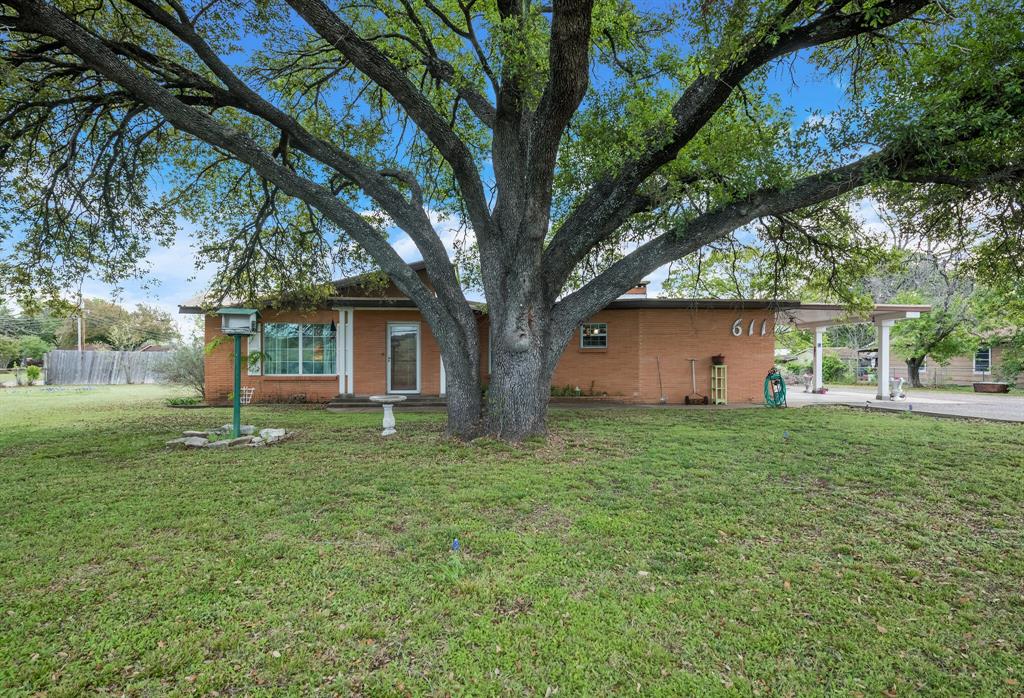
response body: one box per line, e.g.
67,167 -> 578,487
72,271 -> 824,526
438,335 -> 484,440
477,297 -> 558,441
906,357 -> 923,388
445,377 -> 483,439
441,329 -> 555,441
484,342 -> 552,441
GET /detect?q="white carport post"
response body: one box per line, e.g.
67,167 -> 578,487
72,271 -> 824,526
813,326 -> 826,392
875,319 -> 895,400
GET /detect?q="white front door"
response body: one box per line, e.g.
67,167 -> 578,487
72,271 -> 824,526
387,323 -> 420,394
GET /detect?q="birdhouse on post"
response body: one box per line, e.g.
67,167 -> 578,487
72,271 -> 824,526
216,308 -> 260,437
218,307 -> 259,336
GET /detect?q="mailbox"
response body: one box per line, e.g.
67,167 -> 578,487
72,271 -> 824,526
217,307 -> 259,336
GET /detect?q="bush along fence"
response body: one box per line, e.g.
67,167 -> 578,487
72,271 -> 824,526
44,350 -> 167,385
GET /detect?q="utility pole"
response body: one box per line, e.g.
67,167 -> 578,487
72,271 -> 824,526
76,292 -> 85,353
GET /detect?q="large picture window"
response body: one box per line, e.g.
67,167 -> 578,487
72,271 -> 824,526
580,322 -> 608,349
263,323 -> 336,375
974,346 -> 991,374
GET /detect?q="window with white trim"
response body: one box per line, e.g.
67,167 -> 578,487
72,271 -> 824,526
263,323 -> 336,375
974,346 -> 991,374
580,322 -> 608,349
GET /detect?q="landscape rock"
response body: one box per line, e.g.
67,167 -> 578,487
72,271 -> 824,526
260,428 -> 287,443
167,427 -> 287,450
219,424 -> 255,435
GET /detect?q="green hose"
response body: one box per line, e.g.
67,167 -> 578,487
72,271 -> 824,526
764,367 -> 787,408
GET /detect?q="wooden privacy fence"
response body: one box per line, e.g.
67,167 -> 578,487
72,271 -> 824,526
44,350 -> 168,385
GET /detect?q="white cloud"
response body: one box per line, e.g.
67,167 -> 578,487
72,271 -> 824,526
390,233 -> 420,261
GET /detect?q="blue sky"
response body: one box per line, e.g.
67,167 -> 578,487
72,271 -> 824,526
5,30 -> 860,339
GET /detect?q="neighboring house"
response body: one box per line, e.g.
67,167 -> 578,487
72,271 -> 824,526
180,262 -> 788,404
896,344 -> 1024,388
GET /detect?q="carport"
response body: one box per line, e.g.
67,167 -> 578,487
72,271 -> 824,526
778,303 -> 931,400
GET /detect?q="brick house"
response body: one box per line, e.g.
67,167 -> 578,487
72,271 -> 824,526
181,262 -> 798,405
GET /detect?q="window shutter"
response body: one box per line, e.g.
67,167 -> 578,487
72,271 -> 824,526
247,328 -> 262,376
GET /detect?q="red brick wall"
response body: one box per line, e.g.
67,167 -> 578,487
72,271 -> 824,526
203,307 -> 777,404
637,308 -> 776,404
550,310 -> 641,399
205,308 -> 487,400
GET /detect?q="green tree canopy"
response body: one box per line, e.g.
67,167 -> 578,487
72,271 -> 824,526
54,298 -> 179,350
0,335 -> 19,368
15,334 -> 52,361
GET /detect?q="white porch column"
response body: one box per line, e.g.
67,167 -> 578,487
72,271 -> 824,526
337,308 -> 354,395
813,326 -> 825,392
876,319 -> 894,400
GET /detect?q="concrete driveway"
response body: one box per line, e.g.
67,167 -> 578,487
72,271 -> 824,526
787,384 -> 1024,423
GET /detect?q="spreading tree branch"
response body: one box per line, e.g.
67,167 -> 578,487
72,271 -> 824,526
284,0 -> 495,242
542,0 -> 932,295
116,0 -> 470,320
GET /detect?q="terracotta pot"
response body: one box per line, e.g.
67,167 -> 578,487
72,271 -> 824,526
711,354 -> 725,365
973,382 -> 1010,393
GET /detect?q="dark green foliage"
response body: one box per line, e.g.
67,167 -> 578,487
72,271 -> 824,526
165,395 -> 202,406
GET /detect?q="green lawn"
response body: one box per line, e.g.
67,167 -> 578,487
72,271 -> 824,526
1,387 -> 1022,696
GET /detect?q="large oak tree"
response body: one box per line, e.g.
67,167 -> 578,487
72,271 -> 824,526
0,0 -> 1021,439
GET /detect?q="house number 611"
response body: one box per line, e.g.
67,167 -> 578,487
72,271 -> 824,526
732,319 -> 768,337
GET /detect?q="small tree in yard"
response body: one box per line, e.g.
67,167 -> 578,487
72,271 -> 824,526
1,0 -> 1022,439
154,342 -> 206,398
891,290 -> 977,388
0,336 -> 19,370
15,335 -> 53,364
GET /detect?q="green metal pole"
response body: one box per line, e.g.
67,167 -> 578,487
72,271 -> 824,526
233,334 -> 242,438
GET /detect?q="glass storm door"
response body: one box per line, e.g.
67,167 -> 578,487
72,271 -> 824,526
387,323 -> 420,393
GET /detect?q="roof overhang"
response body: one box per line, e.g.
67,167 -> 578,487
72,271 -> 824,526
179,296 -> 487,314
605,298 -> 801,310
778,303 -> 931,330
